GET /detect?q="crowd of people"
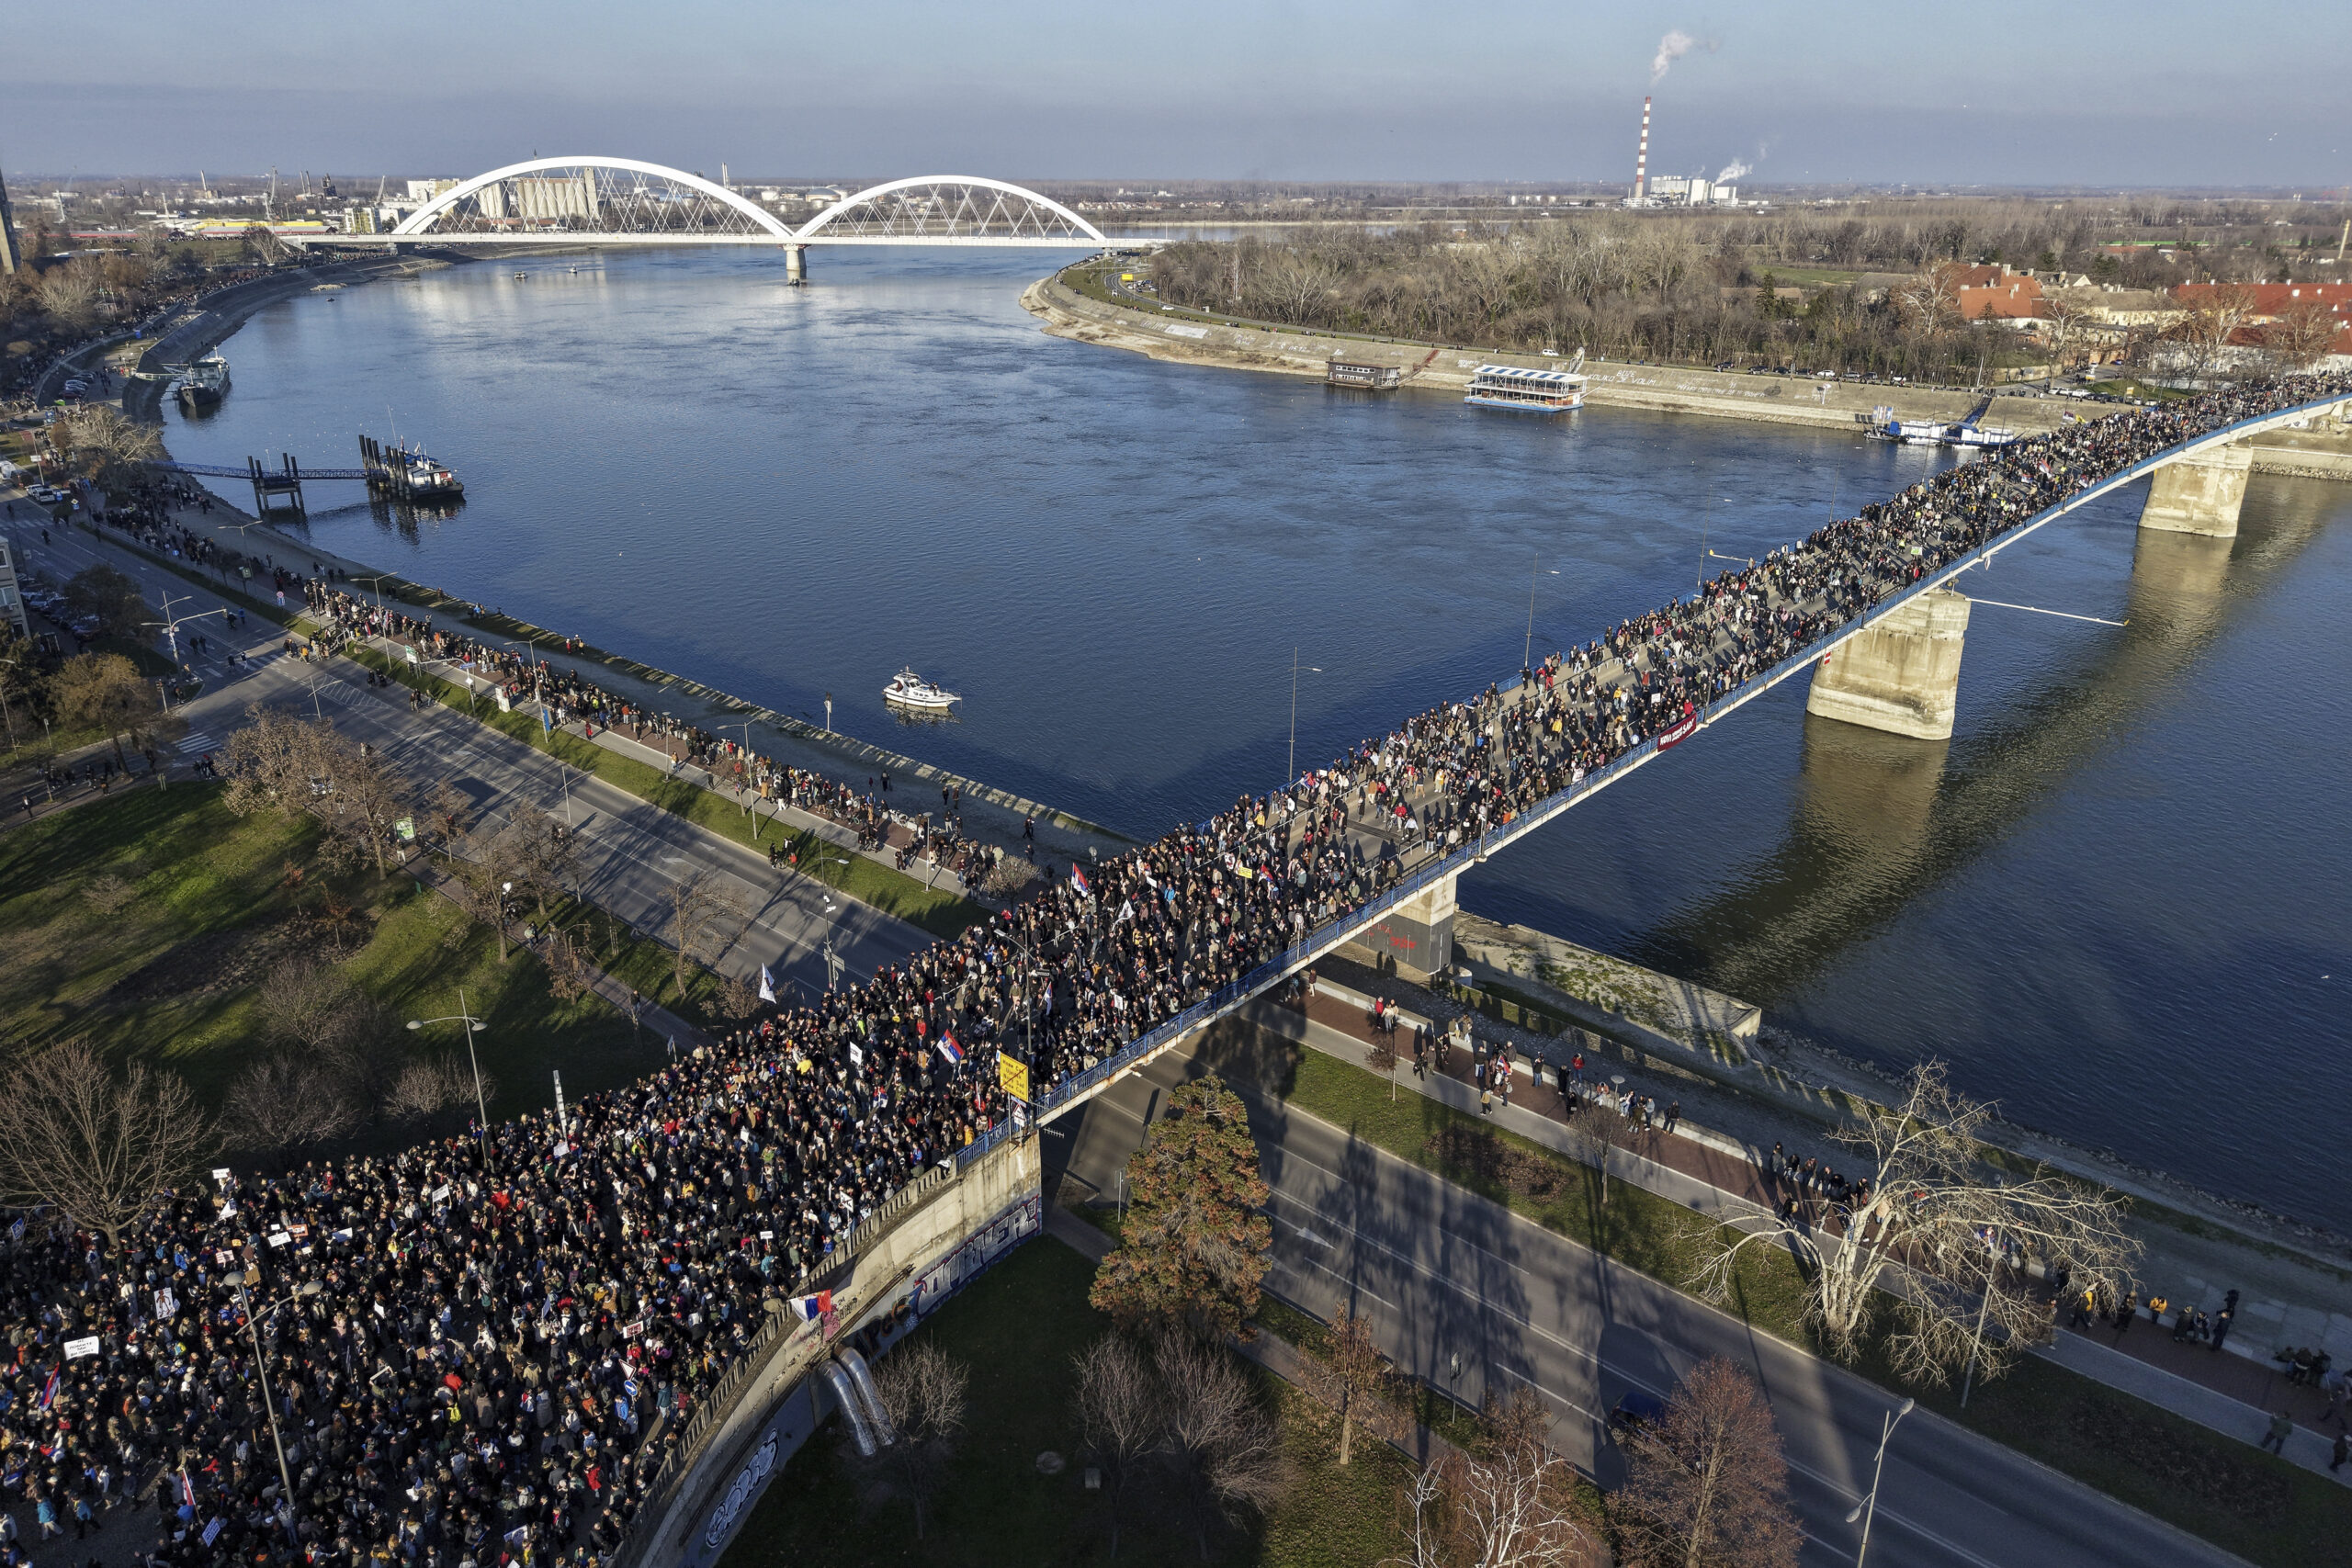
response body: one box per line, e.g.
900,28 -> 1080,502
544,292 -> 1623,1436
2,370 -> 2345,1568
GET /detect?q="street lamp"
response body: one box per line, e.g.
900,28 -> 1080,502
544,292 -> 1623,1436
234,1273 -> 322,1535
1844,1396 -> 1916,1567
140,589 -> 231,703
1285,648 -> 1324,790
407,988 -> 491,1133
1523,554 -> 1559,675
349,572 -> 398,615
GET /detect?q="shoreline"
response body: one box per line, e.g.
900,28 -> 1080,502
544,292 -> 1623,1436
1024,269 -> 2352,478
119,252 -> 2348,1272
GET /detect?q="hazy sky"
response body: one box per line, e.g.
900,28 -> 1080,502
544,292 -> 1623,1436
8,1 -> 2348,188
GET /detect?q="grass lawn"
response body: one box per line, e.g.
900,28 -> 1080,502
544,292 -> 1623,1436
340,641 -> 989,942
722,1236 -> 1422,1568
0,783 -> 682,1137
1274,1042 -> 2352,1568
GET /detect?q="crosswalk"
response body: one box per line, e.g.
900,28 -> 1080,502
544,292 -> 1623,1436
175,728 -> 220,758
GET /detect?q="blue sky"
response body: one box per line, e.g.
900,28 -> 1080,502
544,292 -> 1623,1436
8,1 -> 2348,188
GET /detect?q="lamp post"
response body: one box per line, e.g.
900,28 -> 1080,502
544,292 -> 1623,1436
234,1274 -> 322,1534
406,988 -> 490,1133
1845,1396 -> 1915,1567
140,590 -> 230,702
1523,555 -> 1559,675
1286,648 -> 1321,789
349,572 -> 397,616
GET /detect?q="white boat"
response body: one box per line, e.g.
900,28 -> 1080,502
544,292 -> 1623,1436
883,668 -> 960,710
1464,349 -> 1586,414
174,354 -> 231,411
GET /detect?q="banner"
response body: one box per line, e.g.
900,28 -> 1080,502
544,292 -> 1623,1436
997,1052 -> 1031,1103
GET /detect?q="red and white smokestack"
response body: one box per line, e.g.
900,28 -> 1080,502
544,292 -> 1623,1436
1634,96 -> 1652,202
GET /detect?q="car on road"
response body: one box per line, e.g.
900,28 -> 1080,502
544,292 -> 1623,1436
26,485 -> 68,505
1608,1389 -> 1668,1436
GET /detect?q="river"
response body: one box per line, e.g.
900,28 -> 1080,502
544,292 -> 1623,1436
161,246 -> 2352,1232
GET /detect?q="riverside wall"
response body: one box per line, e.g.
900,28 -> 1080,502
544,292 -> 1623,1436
623,1134 -> 1044,1568
1025,272 -> 2352,478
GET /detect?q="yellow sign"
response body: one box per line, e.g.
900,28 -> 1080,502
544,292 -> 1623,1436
997,1052 -> 1031,1103
1120,273 -> 1135,281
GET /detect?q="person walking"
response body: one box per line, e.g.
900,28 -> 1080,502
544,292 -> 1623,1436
2260,1410 -> 2293,1455
2211,1306 -> 2235,1354
2331,1429 -> 2347,1474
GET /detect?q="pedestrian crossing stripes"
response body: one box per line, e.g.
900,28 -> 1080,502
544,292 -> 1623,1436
176,730 -> 220,757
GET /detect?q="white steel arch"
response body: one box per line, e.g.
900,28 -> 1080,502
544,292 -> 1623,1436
795,175 -> 1108,246
392,157 -> 795,239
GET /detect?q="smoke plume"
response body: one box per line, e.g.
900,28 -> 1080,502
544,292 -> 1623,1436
1650,29 -> 1706,84
1715,160 -> 1751,184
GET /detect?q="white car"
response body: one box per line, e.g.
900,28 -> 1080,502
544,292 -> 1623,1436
26,485 -> 68,504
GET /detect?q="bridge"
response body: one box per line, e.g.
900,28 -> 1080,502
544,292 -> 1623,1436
295,156 -> 1113,279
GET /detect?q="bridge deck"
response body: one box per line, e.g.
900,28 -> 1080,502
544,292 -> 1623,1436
965,389 -> 2349,1149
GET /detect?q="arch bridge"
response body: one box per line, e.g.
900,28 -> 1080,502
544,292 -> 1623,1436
298,156 -> 1111,276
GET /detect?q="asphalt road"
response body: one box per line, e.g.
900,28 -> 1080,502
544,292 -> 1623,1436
7,521 -> 933,1000
1042,1025 -> 2247,1568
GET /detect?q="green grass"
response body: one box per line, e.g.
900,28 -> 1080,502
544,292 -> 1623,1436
0,784 -> 670,1133
1275,1043 -> 2352,1568
341,641 -> 989,941
724,1236 -> 1421,1568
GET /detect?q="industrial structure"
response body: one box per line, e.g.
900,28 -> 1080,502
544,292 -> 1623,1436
0,163 -> 21,273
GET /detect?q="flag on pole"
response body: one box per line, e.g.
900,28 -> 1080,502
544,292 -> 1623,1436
758,965 -> 775,1003
787,1290 -> 832,1322
936,1032 -> 965,1066
1069,863 -> 1091,898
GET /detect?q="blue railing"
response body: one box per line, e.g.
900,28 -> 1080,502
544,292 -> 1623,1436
1018,390 -> 2348,1121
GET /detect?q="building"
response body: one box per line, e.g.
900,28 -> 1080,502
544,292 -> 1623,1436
0,534 -> 27,638
0,165 -> 22,272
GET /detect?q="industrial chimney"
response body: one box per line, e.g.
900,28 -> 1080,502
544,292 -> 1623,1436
1633,96 -> 1652,203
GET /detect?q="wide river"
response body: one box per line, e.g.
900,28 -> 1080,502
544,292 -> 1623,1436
164,247 -> 2352,1232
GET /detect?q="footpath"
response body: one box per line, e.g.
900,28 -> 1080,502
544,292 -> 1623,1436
1247,968 -> 2351,1481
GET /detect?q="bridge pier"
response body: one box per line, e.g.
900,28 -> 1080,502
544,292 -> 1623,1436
1343,872 -> 1456,983
785,244 -> 808,284
2140,443 -> 2251,538
1804,588 -> 1971,742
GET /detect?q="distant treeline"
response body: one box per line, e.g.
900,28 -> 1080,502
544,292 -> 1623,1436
1148,201 -> 2341,380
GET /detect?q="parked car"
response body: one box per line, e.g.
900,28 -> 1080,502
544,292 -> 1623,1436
1609,1389 -> 1668,1435
26,484 -> 67,504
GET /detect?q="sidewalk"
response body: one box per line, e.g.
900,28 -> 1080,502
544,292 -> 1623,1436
1254,975 -> 2352,1482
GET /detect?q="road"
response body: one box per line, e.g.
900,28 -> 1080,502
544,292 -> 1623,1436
6,520 -> 933,999
1042,1024 -> 2247,1568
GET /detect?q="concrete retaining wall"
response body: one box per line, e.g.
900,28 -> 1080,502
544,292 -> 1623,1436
621,1134 -> 1044,1568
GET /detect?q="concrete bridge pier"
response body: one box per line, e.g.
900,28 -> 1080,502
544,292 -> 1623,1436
1804,588 -> 1972,741
2140,444 -> 2252,538
1343,872 -> 1456,982
785,244 -> 808,284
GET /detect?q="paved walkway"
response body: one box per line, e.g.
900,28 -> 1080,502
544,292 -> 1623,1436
1253,976 -> 2352,1482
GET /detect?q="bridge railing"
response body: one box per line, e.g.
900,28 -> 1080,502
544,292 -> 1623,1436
1020,389 -> 2351,1122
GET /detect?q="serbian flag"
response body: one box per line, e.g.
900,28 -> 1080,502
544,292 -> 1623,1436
1069,863 -> 1091,898
936,1032 -> 966,1066
788,1291 -> 833,1322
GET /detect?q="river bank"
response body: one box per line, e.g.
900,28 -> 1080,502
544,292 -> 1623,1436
1026,266 -> 2352,478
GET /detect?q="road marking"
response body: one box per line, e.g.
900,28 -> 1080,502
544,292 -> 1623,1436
1264,1165 -> 2016,1568
175,731 -> 219,755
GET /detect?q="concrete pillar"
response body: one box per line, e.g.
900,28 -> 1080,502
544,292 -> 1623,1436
1805,588 -> 1971,741
785,244 -> 807,284
1345,873 -> 1455,982
2140,443 -> 2251,538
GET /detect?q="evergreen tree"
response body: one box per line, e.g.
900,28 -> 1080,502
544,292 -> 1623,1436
1089,1074 -> 1271,1339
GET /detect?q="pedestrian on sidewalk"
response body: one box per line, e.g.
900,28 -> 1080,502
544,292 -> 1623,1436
2260,1410 -> 2293,1455
1663,1100 -> 1680,1134
2330,1428 -> 2347,1473
2210,1306 -> 2235,1354
2113,1292 -> 2135,1341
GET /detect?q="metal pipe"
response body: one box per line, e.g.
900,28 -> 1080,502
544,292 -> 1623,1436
819,1361 -> 877,1456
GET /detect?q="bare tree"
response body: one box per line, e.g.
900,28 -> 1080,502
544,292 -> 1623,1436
50,405 -> 164,492
1154,1333 -> 1286,1561
1614,1359 -> 1802,1568
854,1340 -> 968,1540
2165,283 -> 2257,384
1365,1029 -> 1399,1102
1688,1061 -> 2138,1377
2260,297 -> 2342,371
220,1051 -> 363,1161
448,827 -> 531,962
1561,1095 -> 1620,1213
1388,1387 -> 1596,1568
313,735 -> 413,878
1073,1334 -> 1166,1559
386,1053 -> 494,1125
499,800 -> 576,919
666,868 -> 749,1005
50,653 -> 160,771
0,1042 -> 213,1248
1325,1305 -> 1390,1466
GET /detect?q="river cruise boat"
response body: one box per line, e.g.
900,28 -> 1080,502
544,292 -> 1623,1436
175,354 -> 231,412
395,446 -> 465,499
883,669 -> 960,711
1465,362 -> 1584,414
1327,358 -> 1403,390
